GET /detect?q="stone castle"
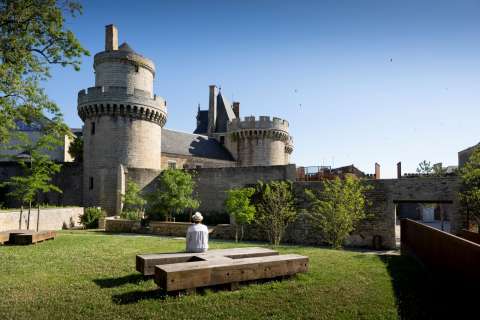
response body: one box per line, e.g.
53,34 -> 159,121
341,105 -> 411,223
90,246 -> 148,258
78,25 -> 293,215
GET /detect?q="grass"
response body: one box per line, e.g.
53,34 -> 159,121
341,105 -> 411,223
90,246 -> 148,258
0,231 -> 437,319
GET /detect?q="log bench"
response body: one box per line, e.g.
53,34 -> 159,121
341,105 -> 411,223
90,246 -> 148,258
136,247 -> 279,276
135,247 -> 308,293
154,254 -> 309,292
9,230 -> 56,245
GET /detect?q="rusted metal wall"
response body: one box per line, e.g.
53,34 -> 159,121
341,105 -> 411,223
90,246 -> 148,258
458,229 -> 480,245
401,219 -> 480,283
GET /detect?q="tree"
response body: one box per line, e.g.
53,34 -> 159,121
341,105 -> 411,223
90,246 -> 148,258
121,179 -> 146,220
253,180 -> 297,246
305,176 -> 372,249
146,169 -> 200,221
225,187 -> 256,242
0,130 -> 62,230
68,135 -> 83,162
416,160 -> 433,175
459,148 -> 480,230
0,0 -> 89,145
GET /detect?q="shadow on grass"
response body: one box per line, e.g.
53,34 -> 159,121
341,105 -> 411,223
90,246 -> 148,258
379,255 -> 433,319
379,254 -> 477,319
93,274 -> 150,288
112,289 -> 168,304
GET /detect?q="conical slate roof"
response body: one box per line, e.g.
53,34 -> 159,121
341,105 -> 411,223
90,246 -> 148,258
118,42 -> 135,53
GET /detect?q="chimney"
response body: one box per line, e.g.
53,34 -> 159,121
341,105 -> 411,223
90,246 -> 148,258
232,102 -> 240,118
397,162 -> 402,178
105,24 -> 118,51
207,85 -> 218,135
375,163 -> 381,179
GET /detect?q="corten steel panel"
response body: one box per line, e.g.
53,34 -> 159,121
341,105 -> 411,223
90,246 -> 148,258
458,229 -> 480,245
401,219 -> 480,283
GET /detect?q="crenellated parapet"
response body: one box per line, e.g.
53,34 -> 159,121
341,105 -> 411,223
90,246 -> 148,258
228,116 -> 291,142
77,86 -> 167,126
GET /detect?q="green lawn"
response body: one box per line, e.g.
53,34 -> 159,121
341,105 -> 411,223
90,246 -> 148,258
0,231 -> 430,319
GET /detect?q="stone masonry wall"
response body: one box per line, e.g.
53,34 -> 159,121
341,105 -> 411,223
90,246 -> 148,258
0,162 -> 82,208
194,164 -> 297,217
0,207 -> 84,231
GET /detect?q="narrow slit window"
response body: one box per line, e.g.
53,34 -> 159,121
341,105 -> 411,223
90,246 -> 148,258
89,177 -> 94,190
91,122 -> 96,135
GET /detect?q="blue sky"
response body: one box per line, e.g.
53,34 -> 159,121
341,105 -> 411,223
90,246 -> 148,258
44,0 -> 480,178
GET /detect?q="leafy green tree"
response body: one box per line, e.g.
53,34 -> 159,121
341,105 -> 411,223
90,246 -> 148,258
416,160 -> 433,175
0,0 -> 89,145
253,180 -> 297,246
305,176 -> 372,249
225,187 -> 256,242
121,179 -> 146,220
146,169 -> 200,221
68,135 -> 83,162
80,207 -> 105,229
459,148 -> 480,230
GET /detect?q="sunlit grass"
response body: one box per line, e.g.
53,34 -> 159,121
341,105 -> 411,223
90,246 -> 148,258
0,231 -> 420,320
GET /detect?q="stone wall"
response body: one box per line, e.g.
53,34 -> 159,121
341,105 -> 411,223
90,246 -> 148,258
193,172 -> 459,249
104,219 -> 191,237
0,207 -> 83,231
150,221 -> 191,237
0,162 -> 83,208
194,164 -> 297,218
104,217 -> 140,233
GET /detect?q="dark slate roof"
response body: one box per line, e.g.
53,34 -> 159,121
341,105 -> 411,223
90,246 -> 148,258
162,128 -> 234,161
119,42 -> 135,53
193,110 -> 208,134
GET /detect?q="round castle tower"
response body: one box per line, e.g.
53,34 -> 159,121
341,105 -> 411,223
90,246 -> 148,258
78,25 -> 167,215
227,116 -> 293,166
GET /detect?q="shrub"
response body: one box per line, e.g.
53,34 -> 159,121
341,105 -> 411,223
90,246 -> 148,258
459,147 -> 480,229
80,207 -> 105,229
121,179 -> 146,219
120,210 -> 140,221
145,169 -> 199,221
305,176 -> 372,249
225,187 -> 256,242
253,180 -> 297,246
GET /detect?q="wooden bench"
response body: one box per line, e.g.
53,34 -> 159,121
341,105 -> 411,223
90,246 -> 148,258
136,247 -> 279,276
10,230 -> 56,245
154,254 -> 309,292
0,232 -> 10,245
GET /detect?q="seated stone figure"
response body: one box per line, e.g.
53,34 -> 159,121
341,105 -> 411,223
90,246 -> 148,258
186,212 -> 209,253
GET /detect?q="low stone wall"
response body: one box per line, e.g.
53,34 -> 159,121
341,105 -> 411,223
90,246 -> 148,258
0,207 -> 83,232
104,219 -> 191,237
150,221 -> 190,237
104,218 -> 140,233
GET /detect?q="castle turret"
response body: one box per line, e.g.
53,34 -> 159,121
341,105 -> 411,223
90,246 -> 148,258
78,25 -> 167,215
227,116 -> 293,166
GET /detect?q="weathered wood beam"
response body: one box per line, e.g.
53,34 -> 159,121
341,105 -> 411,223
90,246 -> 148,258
154,254 -> 308,292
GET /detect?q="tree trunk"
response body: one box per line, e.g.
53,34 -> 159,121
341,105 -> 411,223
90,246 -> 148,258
235,226 -> 238,243
27,201 -> 31,230
19,205 -> 23,229
240,225 -> 244,242
36,204 -> 40,232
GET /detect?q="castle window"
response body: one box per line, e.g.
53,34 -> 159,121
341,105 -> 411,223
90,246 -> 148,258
220,136 -> 225,144
195,164 -> 203,169
91,122 -> 95,135
168,161 -> 176,169
89,177 -> 94,190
